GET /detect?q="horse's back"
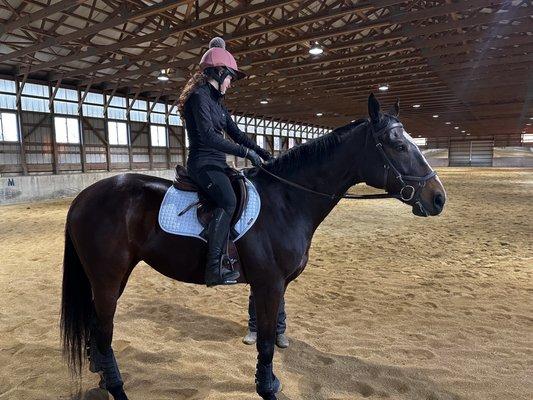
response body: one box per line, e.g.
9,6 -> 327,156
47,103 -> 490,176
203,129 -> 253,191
67,172 -> 171,240
70,173 -> 170,210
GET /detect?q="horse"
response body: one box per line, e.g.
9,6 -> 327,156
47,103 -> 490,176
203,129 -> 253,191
60,94 -> 446,400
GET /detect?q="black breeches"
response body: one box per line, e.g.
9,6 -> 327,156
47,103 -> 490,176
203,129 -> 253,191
190,166 -> 236,217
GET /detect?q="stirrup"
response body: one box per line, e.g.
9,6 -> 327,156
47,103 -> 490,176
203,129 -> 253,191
206,255 -> 240,287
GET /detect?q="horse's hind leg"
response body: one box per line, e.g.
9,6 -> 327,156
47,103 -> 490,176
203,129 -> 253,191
89,281 -> 129,400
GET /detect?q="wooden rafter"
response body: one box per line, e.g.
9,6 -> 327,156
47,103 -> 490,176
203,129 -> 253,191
0,0 -> 530,138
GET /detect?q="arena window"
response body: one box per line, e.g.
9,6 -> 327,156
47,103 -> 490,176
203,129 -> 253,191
21,82 -> 48,113
0,112 -> 19,142
130,99 -> 147,122
288,137 -> 295,148
168,107 -> 182,126
274,136 -> 281,151
256,135 -> 264,148
107,96 -> 127,121
150,125 -> 167,147
246,117 -> 254,133
149,102 -> 166,124
256,119 -> 264,134
82,92 -> 104,119
54,116 -> 80,144
108,121 -> 128,145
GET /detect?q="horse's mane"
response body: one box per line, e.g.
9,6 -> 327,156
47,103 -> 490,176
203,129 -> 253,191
264,118 -> 367,175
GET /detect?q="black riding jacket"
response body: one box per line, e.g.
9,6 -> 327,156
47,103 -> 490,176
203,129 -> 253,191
183,82 -> 259,171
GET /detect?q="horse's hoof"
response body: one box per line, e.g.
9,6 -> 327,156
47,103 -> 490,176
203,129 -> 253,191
258,375 -> 281,399
273,375 -> 282,393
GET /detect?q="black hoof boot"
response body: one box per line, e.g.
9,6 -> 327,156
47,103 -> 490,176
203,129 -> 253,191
90,345 -> 126,400
108,384 -> 129,400
256,363 -> 281,399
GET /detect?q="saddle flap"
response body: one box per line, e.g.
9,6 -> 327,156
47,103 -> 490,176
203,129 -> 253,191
158,175 -> 261,244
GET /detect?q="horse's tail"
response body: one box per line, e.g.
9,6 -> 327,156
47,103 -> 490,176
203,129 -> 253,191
60,224 -> 93,376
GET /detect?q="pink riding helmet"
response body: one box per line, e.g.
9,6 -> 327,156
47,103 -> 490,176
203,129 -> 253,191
200,37 -> 246,80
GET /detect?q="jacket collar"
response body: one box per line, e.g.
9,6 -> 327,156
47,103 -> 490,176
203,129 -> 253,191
206,81 -> 224,101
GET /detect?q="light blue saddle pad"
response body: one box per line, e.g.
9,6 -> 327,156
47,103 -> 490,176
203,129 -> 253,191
158,177 -> 261,242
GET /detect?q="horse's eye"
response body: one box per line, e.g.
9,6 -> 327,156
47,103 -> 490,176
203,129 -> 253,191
396,144 -> 407,152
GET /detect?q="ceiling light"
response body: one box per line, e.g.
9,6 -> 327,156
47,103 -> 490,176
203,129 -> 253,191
378,84 -> 389,91
309,42 -> 323,55
316,112 -> 323,117
432,114 -> 439,118
461,130 -> 466,133
454,126 -> 459,130
260,99 -> 269,104
157,69 -> 169,81
466,133 -> 471,136
445,121 -> 451,125
530,117 -> 533,120
412,104 -> 421,108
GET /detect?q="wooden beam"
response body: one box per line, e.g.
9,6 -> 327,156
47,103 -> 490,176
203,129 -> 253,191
15,76 -> 28,175
0,0 -> 85,34
0,0 -> 190,64
42,0 -> 299,79
48,84 -> 59,174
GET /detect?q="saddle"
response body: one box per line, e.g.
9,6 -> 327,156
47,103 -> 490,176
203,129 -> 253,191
173,165 -> 248,273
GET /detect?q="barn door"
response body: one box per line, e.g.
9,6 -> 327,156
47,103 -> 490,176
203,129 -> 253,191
449,139 -> 494,167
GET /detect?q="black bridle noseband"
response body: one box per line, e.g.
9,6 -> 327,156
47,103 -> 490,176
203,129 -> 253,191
257,120 -> 438,210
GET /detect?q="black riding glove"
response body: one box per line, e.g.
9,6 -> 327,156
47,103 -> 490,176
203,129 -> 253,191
255,147 -> 273,162
245,149 -> 263,167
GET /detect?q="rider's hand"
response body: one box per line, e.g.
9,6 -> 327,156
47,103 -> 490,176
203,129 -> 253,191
245,149 -> 263,167
255,148 -> 273,162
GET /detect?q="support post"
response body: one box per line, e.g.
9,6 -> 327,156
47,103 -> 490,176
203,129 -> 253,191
15,76 -> 28,175
48,84 -> 59,174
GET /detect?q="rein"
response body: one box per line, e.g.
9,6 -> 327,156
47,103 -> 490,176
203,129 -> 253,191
258,164 -> 397,201
257,165 -> 340,200
257,120 -> 437,203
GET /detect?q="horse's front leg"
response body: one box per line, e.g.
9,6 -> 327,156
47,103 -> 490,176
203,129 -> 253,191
252,281 -> 284,400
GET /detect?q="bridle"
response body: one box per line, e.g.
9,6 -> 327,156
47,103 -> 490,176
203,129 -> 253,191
256,119 -> 438,209
368,119 -> 437,206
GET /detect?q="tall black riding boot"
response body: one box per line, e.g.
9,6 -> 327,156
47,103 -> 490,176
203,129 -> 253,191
205,208 -> 240,287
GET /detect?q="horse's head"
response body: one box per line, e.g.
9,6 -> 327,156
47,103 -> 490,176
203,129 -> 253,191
361,93 -> 446,217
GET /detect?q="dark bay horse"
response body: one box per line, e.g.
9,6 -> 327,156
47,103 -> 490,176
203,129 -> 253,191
61,94 -> 446,400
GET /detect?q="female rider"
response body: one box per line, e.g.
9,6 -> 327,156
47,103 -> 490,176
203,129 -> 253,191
178,37 -> 272,287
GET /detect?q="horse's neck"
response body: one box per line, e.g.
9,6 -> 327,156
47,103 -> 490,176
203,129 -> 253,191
270,129 -> 366,231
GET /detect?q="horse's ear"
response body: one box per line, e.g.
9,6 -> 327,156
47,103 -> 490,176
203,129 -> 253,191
368,93 -> 380,123
390,98 -> 400,117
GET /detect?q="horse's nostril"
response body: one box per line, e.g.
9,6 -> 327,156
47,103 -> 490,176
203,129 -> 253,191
434,193 -> 445,210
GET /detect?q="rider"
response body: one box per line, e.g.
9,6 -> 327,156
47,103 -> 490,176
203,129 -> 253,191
178,37 -> 272,287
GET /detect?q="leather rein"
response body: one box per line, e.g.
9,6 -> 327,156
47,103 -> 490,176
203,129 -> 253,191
256,120 -> 438,204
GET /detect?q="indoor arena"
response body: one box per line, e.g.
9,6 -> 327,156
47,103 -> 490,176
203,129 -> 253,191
0,1 -> 531,400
